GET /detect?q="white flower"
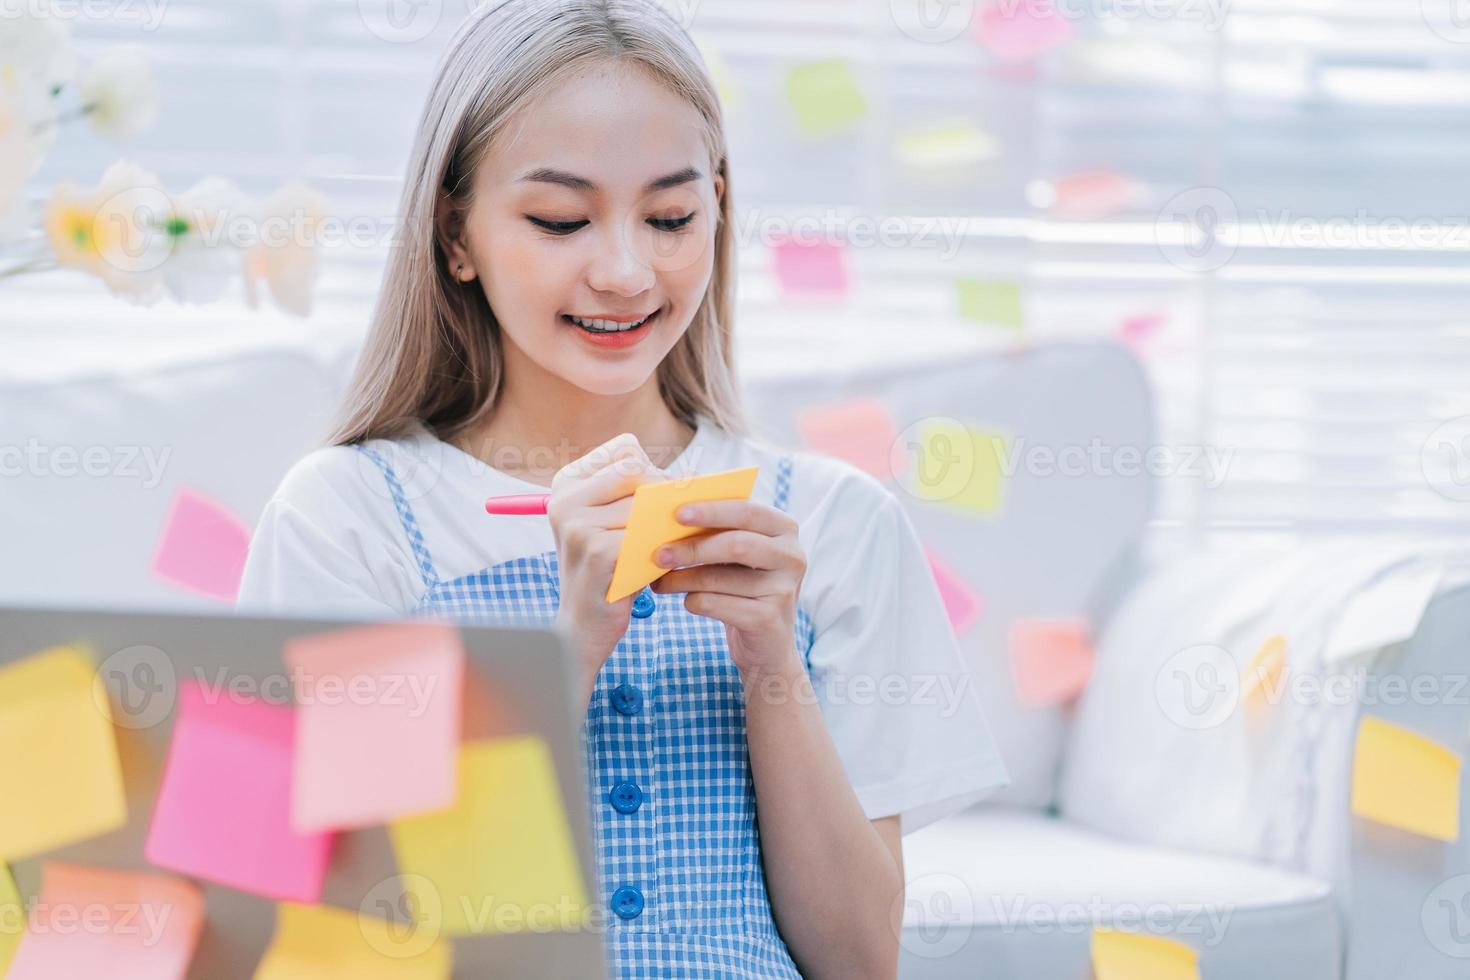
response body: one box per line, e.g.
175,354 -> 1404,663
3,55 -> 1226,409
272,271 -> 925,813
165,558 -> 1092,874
45,159 -> 172,304
243,182 -> 329,317
79,45 -> 158,142
0,2 -> 76,95
160,176 -> 251,304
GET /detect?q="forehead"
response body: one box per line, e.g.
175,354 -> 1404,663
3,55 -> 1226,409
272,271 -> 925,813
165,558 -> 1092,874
483,60 -> 710,191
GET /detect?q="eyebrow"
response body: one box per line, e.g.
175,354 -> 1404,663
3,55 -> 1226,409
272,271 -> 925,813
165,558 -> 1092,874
517,166 -> 703,193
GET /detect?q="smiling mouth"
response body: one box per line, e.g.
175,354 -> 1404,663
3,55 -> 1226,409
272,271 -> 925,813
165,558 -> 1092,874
561,309 -> 659,333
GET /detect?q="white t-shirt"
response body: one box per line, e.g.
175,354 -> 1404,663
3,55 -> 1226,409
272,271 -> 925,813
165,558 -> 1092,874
237,416 -> 1009,835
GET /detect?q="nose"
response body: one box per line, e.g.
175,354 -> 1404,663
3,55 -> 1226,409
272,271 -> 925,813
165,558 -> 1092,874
586,223 -> 655,297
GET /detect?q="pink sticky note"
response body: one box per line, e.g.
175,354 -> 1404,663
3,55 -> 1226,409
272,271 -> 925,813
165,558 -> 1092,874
1009,618 -> 1094,707
9,862 -> 203,980
145,681 -> 333,902
797,398 -> 899,481
285,622 -> 466,833
974,0 -> 1075,62
1118,312 -> 1167,351
151,487 -> 252,602
925,547 -> 983,636
772,238 -> 850,296
1044,170 -> 1135,220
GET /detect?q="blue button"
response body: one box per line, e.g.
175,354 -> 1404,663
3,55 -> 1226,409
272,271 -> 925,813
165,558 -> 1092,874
610,683 -> 643,716
611,885 -> 644,919
609,781 -> 643,814
631,588 -> 656,619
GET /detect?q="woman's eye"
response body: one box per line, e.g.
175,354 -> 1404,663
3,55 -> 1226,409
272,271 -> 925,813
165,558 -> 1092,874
527,216 -> 588,235
649,213 -> 696,232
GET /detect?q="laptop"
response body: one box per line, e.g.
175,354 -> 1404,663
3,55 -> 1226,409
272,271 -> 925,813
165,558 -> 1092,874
0,603 -> 608,980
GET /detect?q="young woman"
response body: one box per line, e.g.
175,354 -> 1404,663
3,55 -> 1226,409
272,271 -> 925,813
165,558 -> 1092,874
238,2 -> 1008,976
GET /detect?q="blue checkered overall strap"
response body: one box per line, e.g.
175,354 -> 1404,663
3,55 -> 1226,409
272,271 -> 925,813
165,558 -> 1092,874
354,444 -> 441,591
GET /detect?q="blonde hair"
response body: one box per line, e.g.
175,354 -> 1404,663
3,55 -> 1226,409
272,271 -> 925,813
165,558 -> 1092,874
330,0 -> 745,447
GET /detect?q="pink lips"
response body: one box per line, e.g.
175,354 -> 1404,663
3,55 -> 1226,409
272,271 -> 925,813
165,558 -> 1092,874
563,308 -> 659,350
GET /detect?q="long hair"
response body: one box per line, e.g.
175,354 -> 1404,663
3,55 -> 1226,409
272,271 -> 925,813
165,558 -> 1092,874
329,0 -> 745,446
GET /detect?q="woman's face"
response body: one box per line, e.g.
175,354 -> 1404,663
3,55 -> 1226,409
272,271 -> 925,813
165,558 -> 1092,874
447,60 -> 724,398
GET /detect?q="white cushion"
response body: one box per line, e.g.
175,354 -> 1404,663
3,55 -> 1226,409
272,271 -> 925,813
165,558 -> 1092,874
899,807 -> 1340,979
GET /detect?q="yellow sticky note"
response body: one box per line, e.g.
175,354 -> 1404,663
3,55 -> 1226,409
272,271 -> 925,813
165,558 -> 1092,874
605,466 -> 759,602
903,419 -> 1007,515
0,645 -> 127,861
692,32 -> 740,109
1351,716 -> 1461,842
254,902 -> 451,980
785,59 -> 867,138
1,864 -> 22,976
1241,634 -> 1287,709
896,124 -> 998,170
1091,929 -> 1200,980
957,278 -> 1024,328
389,737 -> 589,936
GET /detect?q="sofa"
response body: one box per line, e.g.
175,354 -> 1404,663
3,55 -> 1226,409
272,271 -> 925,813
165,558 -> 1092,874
3,326 -> 1466,979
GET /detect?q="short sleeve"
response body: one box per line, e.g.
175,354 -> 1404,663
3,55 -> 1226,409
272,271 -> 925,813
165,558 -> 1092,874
236,452 -> 416,620
800,469 -> 1009,836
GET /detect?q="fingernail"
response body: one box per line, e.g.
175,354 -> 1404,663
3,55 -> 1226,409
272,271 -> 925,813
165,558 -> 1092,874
678,506 -> 697,522
656,547 -> 674,566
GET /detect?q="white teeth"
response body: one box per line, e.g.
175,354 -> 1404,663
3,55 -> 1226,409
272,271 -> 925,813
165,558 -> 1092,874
568,313 -> 652,332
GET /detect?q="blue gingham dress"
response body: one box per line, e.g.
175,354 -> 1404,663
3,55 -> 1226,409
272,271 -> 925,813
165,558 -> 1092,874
357,445 -> 816,979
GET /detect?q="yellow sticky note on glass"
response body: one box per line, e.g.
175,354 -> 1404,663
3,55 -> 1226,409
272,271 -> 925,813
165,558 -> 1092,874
1241,634 -> 1287,710
785,59 -> 867,138
896,124 -> 998,170
1092,929 -> 1199,980
0,645 -> 127,861
903,419 -> 1007,515
957,278 -> 1024,328
254,902 -> 451,980
605,466 -> 759,602
1351,716 -> 1461,842
389,736 -> 589,936
1,864 -> 22,976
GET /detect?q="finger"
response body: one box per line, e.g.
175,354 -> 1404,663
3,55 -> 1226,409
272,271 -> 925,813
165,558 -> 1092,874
651,564 -> 783,598
675,499 -> 796,537
659,529 -> 792,572
581,494 -> 635,530
681,590 -> 769,629
561,453 -> 666,510
552,432 -> 645,488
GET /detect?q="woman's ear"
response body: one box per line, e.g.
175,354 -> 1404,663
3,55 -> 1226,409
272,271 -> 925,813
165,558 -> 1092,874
434,193 -> 478,283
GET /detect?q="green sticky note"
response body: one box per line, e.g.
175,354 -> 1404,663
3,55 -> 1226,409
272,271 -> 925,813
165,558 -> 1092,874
957,278 -> 1023,328
896,124 -> 998,170
389,736 -> 590,936
904,418 -> 1009,515
786,59 -> 867,138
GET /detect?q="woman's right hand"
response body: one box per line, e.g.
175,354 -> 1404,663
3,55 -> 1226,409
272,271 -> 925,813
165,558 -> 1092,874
547,432 -> 669,709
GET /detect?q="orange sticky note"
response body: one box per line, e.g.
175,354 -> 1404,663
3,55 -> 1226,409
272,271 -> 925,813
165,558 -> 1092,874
1030,170 -> 1135,219
797,398 -> 898,481
285,622 -> 465,833
254,901 -> 451,980
1,864 -> 21,976
925,547 -> 982,636
8,862 -> 203,980
1351,716 -> 1461,842
1241,634 -> 1287,710
1091,929 -> 1199,980
772,238 -> 850,297
0,645 -> 127,861
605,466 -> 759,602
389,737 -> 590,936
1009,618 -> 1093,707
151,486 -> 252,602
974,0 -> 1076,62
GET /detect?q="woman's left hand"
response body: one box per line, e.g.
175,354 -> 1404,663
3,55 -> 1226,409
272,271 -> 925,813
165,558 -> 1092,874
650,500 -> 807,677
